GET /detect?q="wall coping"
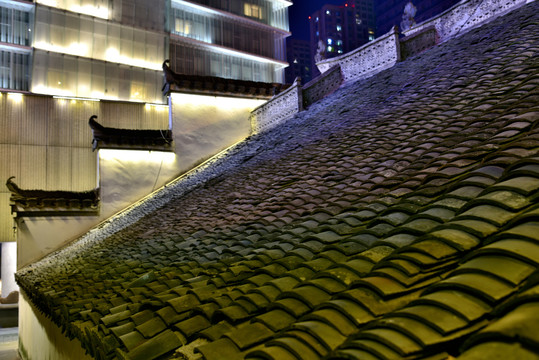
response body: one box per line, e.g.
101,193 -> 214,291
315,26 -> 400,79
402,0 -> 530,42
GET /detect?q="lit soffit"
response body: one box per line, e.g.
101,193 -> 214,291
171,35 -> 289,69
0,0 -> 33,11
36,0 -> 109,19
171,0 -> 291,35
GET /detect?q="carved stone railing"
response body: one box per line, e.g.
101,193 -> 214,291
302,65 -> 343,109
402,0 -> 530,43
316,26 -> 401,84
250,77 -> 303,134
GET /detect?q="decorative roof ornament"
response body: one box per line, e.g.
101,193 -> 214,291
401,1 -> 417,31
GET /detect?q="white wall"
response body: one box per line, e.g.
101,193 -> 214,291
18,290 -> 93,360
14,93 -> 265,268
1,242 -> 18,297
171,93 -> 266,173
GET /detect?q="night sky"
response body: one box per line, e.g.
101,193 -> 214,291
288,0 -> 346,40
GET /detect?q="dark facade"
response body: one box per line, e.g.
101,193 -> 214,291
309,0 -> 375,77
285,38 -> 312,84
376,0 -> 460,35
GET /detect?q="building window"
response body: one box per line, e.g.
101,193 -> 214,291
175,18 -> 192,35
244,3 -> 262,19
326,10 -> 331,15
327,38 -> 333,45
0,50 -> 30,91
0,6 -> 31,46
336,25 -> 342,31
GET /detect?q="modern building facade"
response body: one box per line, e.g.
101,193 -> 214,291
169,0 -> 291,83
375,0 -> 460,35
0,0 -> 290,301
309,0 -> 375,76
0,0 -> 291,101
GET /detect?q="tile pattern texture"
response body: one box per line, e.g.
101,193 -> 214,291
16,2 -> 539,360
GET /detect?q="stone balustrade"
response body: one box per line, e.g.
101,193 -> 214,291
316,26 -> 401,84
402,0 -> 530,42
250,77 -> 303,134
302,65 -> 343,109
250,0 -> 533,135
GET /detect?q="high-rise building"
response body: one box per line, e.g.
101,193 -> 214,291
309,0 -> 375,77
285,37 -> 312,84
375,0 -> 460,35
169,0 -> 291,84
0,0 -> 291,103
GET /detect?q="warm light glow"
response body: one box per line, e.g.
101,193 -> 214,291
36,0 -> 109,19
7,92 -> 23,102
171,93 -> 266,110
145,103 -> 169,111
99,149 -> 176,163
34,41 -> 88,57
32,84 -> 74,97
53,95 -> 100,102
174,36 -> 288,69
105,48 -> 161,70
37,0 -> 58,8
69,4 -> 109,19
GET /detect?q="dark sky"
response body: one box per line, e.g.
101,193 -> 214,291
289,0 -> 346,40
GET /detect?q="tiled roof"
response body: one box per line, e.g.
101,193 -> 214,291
168,72 -> 290,99
16,2 -> 539,360
6,177 -> 99,216
88,115 -> 173,152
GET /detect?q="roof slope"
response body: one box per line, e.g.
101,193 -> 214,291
17,2 -> 539,360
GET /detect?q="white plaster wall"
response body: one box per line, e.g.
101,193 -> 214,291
18,290 -> 93,360
16,93 -> 265,268
171,93 -> 266,173
1,242 -> 18,297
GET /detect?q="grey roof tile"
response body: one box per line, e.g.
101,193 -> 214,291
14,2 -> 539,359
458,341 -> 539,360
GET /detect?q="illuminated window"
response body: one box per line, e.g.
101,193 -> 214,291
244,3 -> 262,19
369,35 -> 375,41
175,18 -> 192,35
326,10 -> 331,15
337,40 -> 342,46
356,18 -> 362,25
327,38 -> 333,45
327,46 -> 333,52
338,50 -> 343,54
336,25 -> 342,31
130,82 -> 145,101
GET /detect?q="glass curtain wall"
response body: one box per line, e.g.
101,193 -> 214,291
0,2 -> 32,91
34,6 -> 166,71
32,50 -> 164,103
0,5 -> 32,46
170,41 -> 278,82
0,50 -> 30,91
35,0 -> 110,19
176,0 -> 290,31
171,4 -> 284,60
